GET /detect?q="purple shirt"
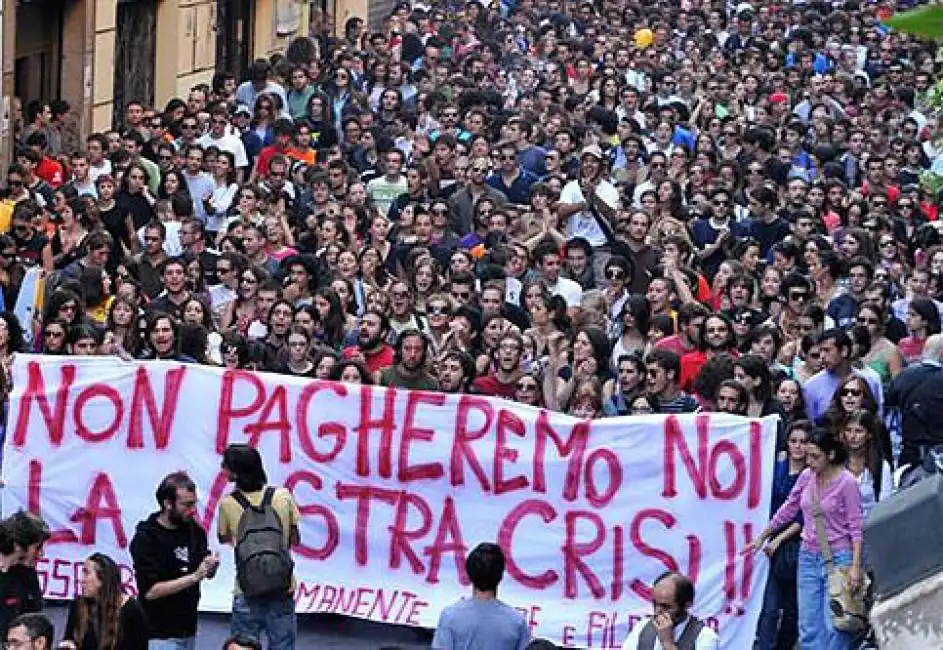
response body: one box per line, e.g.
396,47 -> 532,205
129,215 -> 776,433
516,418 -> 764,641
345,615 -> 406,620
769,468 -> 864,554
802,368 -> 884,422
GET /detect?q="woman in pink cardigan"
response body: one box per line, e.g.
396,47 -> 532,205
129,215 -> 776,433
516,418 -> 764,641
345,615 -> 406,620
746,428 -> 864,649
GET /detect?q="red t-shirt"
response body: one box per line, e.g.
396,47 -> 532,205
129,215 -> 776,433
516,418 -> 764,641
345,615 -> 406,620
341,344 -> 395,375
471,374 -> 517,400
254,145 -> 286,179
36,157 -> 64,189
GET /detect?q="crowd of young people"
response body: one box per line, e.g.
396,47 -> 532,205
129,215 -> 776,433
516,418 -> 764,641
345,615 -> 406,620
3,0 -> 941,647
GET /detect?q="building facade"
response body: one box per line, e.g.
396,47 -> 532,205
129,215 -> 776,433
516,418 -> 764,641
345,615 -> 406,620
0,0 -> 313,167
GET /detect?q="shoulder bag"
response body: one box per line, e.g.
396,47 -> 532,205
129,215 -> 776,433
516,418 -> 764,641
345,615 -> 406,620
810,478 -> 870,635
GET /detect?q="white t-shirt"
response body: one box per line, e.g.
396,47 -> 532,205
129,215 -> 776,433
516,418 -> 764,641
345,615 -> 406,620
620,617 -> 719,650
547,276 -> 583,308
198,133 -> 249,169
139,222 -> 182,257
89,160 -> 113,183
560,178 -> 619,247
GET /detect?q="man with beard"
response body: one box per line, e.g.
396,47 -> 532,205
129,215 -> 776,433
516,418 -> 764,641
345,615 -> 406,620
341,309 -> 395,375
437,350 -> 475,394
679,314 -> 738,393
472,331 -> 523,399
380,329 -> 439,390
130,472 -> 219,648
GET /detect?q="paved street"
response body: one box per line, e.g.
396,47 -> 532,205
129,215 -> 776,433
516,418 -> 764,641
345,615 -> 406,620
46,603 -> 435,649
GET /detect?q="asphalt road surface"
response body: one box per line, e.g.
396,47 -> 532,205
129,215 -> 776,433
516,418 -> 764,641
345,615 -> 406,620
46,602 -> 435,649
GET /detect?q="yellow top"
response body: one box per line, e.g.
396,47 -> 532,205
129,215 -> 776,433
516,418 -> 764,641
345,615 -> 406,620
217,486 -> 300,595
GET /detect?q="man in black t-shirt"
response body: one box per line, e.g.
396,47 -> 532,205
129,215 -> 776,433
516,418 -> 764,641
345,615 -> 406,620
0,511 -> 51,638
130,472 -> 219,647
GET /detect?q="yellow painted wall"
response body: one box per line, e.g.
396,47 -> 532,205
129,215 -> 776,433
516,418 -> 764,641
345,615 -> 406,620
90,0 -> 117,133
335,0 -> 369,36
254,0 -> 311,58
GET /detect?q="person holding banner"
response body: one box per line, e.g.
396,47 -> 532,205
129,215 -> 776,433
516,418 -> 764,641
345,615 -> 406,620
746,428 -> 864,650
432,542 -> 530,650
619,571 -> 718,650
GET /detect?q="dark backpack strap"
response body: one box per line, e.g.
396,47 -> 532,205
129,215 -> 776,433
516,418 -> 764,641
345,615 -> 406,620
260,486 -> 276,509
677,616 -> 705,649
232,491 -> 251,511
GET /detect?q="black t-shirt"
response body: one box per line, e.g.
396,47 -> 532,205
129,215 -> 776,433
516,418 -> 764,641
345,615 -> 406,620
0,565 -> 42,637
13,232 -> 48,268
100,203 -> 131,273
129,514 -> 209,640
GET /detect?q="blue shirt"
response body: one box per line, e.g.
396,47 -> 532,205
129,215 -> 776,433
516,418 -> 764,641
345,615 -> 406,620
432,598 -> 530,650
486,168 -> 538,205
803,368 -> 884,422
182,171 -> 216,225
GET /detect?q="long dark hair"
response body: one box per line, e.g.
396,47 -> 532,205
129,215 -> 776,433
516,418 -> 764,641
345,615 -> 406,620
222,444 -> 268,492
735,354 -> 772,402
74,553 -> 122,650
315,286 -> 346,348
843,409 -> 893,499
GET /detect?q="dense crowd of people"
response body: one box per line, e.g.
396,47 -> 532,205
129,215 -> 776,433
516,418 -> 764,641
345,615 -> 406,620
3,0 -> 943,647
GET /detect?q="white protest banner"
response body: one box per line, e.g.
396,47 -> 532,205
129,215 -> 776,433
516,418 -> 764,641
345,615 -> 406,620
1,355 -> 778,648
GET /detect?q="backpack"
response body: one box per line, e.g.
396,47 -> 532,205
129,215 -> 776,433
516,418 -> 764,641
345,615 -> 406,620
232,487 -> 294,600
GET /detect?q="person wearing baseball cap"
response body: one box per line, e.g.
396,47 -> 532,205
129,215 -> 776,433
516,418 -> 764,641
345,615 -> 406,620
555,144 -> 621,283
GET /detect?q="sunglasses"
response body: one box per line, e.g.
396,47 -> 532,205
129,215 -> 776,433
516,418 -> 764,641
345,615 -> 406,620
428,305 -> 451,315
606,269 -> 626,280
840,387 -> 863,398
516,382 -> 538,390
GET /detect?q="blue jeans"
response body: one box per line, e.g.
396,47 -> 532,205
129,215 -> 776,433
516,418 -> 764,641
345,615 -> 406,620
755,571 -> 798,650
231,594 -> 296,650
798,549 -> 854,650
148,639 -> 195,650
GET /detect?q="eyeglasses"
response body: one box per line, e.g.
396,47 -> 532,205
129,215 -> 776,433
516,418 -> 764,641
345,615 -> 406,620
428,305 -> 451,315
713,199 -> 729,206
241,277 -> 258,284
880,240 -> 896,248
44,330 -> 65,338
500,154 -> 517,161
471,167 -> 488,173
789,292 -> 808,302
649,162 -> 666,169
840,387 -> 863,398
